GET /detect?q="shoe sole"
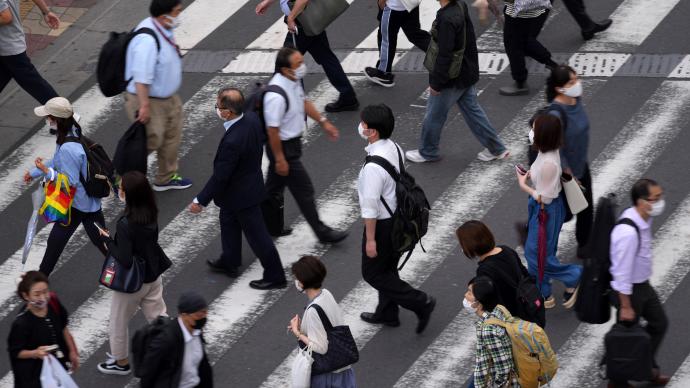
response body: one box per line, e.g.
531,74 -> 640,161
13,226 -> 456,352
360,316 -> 401,327
363,71 -> 395,88
319,234 -> 348,244
562,287 -> 579,309
97,365 -> 131,375
152,183 -> 193,192
544,297 -> 556,309
249,283 -> 287,290
477,151 -> 510,162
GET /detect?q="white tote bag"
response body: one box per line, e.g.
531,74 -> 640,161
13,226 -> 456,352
40,354 -> 78,388
291,344 -> 313,388
561,174 -> 588,215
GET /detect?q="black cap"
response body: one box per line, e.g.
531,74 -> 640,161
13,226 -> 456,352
177,291 -> 207,314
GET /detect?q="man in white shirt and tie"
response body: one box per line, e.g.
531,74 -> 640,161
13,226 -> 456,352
356,103 -> 436,334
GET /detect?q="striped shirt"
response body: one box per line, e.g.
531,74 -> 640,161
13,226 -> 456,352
504,1 -> 548,18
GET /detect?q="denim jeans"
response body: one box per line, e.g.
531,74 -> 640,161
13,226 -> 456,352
524,195 -> 582,298
419,85 -> 506,160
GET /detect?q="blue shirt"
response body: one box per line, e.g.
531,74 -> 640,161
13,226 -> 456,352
549,98 -> 590,179
223,114 -> 244,131
30,129 -> 101,213
125,18 -> 182,98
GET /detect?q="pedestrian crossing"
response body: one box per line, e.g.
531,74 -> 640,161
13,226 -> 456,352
0,0 -> 689,386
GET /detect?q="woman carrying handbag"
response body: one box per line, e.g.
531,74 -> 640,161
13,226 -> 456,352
289,256 -> 357,388
96,171 -> 171,376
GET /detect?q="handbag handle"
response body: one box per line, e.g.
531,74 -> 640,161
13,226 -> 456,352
308,304 -> 334,332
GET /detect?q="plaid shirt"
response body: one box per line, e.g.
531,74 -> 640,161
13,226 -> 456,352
474,307 -> 520,388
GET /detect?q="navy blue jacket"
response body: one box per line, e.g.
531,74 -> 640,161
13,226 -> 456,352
196,113 -> 266,210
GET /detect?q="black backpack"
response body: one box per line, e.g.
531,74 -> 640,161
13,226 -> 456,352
113,121 -> 148,175
364,145 -> 431,270
131,315 -> 172,378
244,82 -> 289,134
97,28 -> 160,97
65,131 -> 114,198
603,323 -> 654,381
575,194 -> 639,324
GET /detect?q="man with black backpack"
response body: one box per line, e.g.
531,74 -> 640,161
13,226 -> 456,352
608,179 -> 670,387
357,103 -> 436,334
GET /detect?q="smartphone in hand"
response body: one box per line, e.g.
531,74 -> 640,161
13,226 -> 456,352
515,164 -> 528,175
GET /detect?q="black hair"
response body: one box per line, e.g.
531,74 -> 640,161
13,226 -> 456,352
53,116 -> 81,145
275,46 -> 299,74
468,276 -> 498,312
217,87 -> 245,115
631,178 -> 660,207
546,64 -> 575,103
122,171 -> 158,225
150,0 -> 182,17
291,256 -> 327,290
360,104 -> 395,139
17,271 -> 49,301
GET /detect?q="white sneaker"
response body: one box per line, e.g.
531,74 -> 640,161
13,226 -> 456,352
477,148 -> 510,162
544,296 -> 556,309
97,353 -> 131,375
405,150 -> 431,163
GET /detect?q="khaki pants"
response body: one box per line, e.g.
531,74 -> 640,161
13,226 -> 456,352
109,276 -> 167,360
124,93 -> 183,185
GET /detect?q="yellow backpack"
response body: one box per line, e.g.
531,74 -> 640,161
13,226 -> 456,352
485,305 -> 558,388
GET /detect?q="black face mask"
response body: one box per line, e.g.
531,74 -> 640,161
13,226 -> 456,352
193,317 -> 207,330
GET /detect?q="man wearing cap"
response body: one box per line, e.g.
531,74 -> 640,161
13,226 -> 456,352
140,291 -> 213,388
0,0 -> 60,104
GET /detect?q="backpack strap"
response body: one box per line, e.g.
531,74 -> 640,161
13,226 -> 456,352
617,217 -> 641,254
364,155 -> 399,218
264,84 -> 290,113
63,135 -> 90,188
307,303 -> 334,332
132,27 -> 161,52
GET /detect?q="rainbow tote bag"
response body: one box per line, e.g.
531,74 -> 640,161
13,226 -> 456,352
39,174 -> 76,226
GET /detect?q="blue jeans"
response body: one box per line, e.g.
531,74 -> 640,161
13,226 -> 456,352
419,85 -> 506,160
524,195 -> 582,298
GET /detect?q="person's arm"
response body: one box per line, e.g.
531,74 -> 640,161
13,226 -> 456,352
0,3 -> 13,25
264,93 -> 289,176
473,328 -> 491,388
298,308 -> 329,354
31,0 -> 59,29
57,145 -> 85,189
610,226 -> 639,321
518,160 -> 558,202
485,327 -> 515,387
430,13 -> 462,91
305,100 -> 338,140
196,140 -> 241,206
63,327 -> 79,371
255,0 -> 277,15
129,35 -> 158,124
106,219 -> 134,268
287,0 -> 309,32
358,166 -> 385,258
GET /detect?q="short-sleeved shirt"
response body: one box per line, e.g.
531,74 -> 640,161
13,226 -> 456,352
263,73 -> 306,141
0,0 -> 27,56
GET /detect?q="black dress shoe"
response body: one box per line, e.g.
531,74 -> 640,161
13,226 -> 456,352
269,228 -> 293,237
317,229 -> 348,244
416,296 -> 436,334
325,98 -> 359,113
582,19 -> 613,41
249,279 -> 288,290
206,258 -> 239,278
360,312 -> 400,327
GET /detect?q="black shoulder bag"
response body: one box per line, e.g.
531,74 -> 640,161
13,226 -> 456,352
303,304 -> 359,375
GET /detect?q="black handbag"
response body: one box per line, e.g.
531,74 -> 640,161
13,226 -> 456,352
304,304 -> 359,375
603,322 -> 654,382
113,121 -> 148,175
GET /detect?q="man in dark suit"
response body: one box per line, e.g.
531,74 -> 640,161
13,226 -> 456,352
140,291 -> 213,388
189,87 -> 286,290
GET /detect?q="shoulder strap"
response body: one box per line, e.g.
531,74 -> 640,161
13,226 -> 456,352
364,154 -> 399,217
484,318 -> 506,328
133,27 -> 161,52
264,84 -> 290,112
308,303 -> 334,332
617,217 -> 641,253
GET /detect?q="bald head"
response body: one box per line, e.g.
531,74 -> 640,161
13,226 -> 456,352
217,87 -> 244,117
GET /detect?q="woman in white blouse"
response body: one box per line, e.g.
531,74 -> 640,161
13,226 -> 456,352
516,114 -> 582,309
288,256 -> 357,388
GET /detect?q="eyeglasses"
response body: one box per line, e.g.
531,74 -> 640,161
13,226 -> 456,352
214,104 -> 227,110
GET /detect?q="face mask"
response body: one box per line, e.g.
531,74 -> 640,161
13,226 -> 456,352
216,107 -> 224,120
294,279 -> 304,293
193,317 -> 207,330
29,293 -> 49,309
648,198 -> 665,217
528,129 -> 535,145
357,123 -> 370,140
560,81 -> 583,98
164,15 -> 180,30
462,298 -> 477,314
293,63 -> 308,80
118,189 -> 126,203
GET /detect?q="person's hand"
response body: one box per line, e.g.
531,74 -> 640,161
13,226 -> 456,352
366,240 -> 377,258
69,352 -> 80,372
255,0 -> 273,15
44,12 -> 60,29
516,169 -> 528,186
33,346 -> 52,359
136,105 -> 150,124
97,227 -> 110,238
619,306 -> 636,322
34,158 -> 48,174
275,159 -> 289,176
189,203 -> 204,214
289,314 -> 301,337
287,17 -> 297,33
429,86 -> 440,96
23,171 -> 32,184
471,0 -> 490,25
378,0 -> 386,9
322,121 -> 339,141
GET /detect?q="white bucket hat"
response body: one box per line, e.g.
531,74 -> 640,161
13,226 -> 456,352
34,97 -> 73,119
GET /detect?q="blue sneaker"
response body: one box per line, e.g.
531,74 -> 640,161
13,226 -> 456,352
152,173 -> 192,191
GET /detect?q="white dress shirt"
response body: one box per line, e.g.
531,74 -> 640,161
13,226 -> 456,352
263,73 -> 306,141
178,318 -> 203,388
358,139 -> 402,220
610,207 -> 653,295
529,150 -> 562,204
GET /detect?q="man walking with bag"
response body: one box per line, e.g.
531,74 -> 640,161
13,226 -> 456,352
609,178 -> 670,387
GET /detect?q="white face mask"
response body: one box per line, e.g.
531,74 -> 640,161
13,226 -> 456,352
560,81 -> 583,98
164,15 -> 180,30
293,63 -> 308,80
357,123 -> 370,140
648,198 -> 665,217
463,298 -> 477,314
215,107 -> 224,121
528,129 -> 535,145
294,279 -> 304,293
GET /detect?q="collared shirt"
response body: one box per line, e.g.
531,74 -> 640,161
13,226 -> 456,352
223,113 -> 244,131
0,0 -> 26,56
177,318 -> 203,388
610,207 -> 654,295
263,73 -> 306,141
125,17 -> 182,98
474,307 -> 520,388
29,128 -> 101,213
357,139 -> 401,220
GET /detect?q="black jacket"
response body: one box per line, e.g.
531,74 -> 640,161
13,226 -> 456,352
140,319 -> 213,388
104,217 -> 171,283
196,112 -> 267,211
429,0 -> 479,91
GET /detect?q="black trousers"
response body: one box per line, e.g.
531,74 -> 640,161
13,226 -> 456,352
361,218 -> 428,320
0,52 -> 58,104
376,6 -> 431,73
265,138 -> 327,237
560,0 -> 596,31
40,208 -> 107,276
284,31 -> 356,101
219,205 -> 286,283
574,163 -> 593,250
503,11 -> 554,83
611,282 -> 668,384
